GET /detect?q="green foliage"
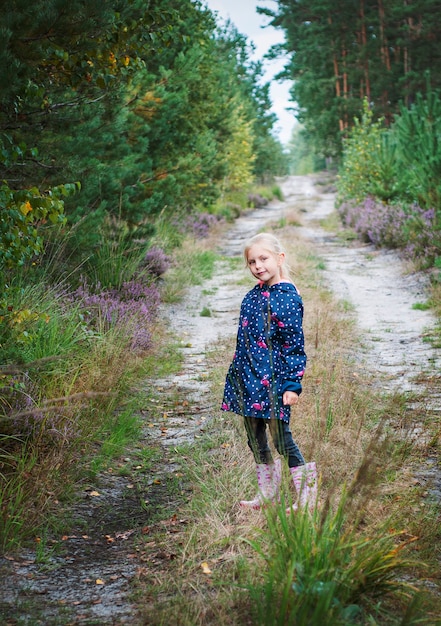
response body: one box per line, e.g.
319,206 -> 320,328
394,82 -> 441,209
266,0 -> 441,157
0,0 -> 287,280
338,100 -> 385,202
287,124 -> 326,175
0,443 -> 33,552
0,283 -> 84,365
337,87 -> 441,270
161,248 -> 218,303
247,494 -> 423,625
0,181 -> 79,274
222,104 -> 256,190
84,219 -> 150,290
253,132 -> 289,181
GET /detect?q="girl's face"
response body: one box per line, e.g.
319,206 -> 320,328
246,244 -> 285,286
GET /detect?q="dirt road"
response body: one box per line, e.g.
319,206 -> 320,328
1,174 -> 440,624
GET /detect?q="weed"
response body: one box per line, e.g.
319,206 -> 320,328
412,302 -> 431,311
161,244 -> 218,303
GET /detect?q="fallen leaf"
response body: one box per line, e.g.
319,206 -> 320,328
115,529 -> 135,540
89,491 -> 100,497
95,579 -> 105,585
201,561 -> 212,575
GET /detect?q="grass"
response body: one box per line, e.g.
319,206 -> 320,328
412,302 -> 431,311
246,496 -> 422,626
0,446 -> 30,552
86,225 -> 150,290
161,242 -> 219,303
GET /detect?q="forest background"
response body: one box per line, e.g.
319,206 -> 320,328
1,0 -> 441,621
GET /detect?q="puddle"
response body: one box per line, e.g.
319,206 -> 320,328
1,175 -> 440,623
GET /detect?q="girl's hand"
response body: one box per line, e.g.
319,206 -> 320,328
283,391 -> 299,406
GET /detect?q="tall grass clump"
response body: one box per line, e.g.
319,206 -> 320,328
246,491 -> 423,626
161,243 -> 218,303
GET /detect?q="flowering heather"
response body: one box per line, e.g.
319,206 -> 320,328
142,246 -> 171,278
71,277 -> 160,351
173,212 -> 223,239
401,205 -> 439,266
338,197 -> 407,248
338,198 -> 439,265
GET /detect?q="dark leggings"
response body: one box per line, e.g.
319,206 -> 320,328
244,416 -> 305,469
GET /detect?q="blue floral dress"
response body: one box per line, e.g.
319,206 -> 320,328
221,281 -> 306,423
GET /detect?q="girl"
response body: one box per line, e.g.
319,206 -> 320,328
221,233 -> 317,512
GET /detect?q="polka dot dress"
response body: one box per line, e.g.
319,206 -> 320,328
222,281 -> 306,423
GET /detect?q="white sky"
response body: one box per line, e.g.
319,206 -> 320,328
201,0 -> 296,145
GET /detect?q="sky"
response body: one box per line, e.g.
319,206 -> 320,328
201,0 -> 296,145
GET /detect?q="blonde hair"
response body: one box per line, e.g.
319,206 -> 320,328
243,232 -> 293,281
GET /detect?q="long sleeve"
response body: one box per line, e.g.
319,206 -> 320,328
270,289 -> 306,395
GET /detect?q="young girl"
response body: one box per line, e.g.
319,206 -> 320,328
221,233 -> 317,512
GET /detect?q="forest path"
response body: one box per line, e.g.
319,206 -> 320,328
1,174 -> 440,624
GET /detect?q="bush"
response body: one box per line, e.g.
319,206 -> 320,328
338,197 -> 408,248
338,198 -> 440,266
141,246 -> 172,278
70,277 -> 160,352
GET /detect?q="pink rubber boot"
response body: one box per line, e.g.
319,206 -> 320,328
287,462 -> 317,513
240,459 -> 282,509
